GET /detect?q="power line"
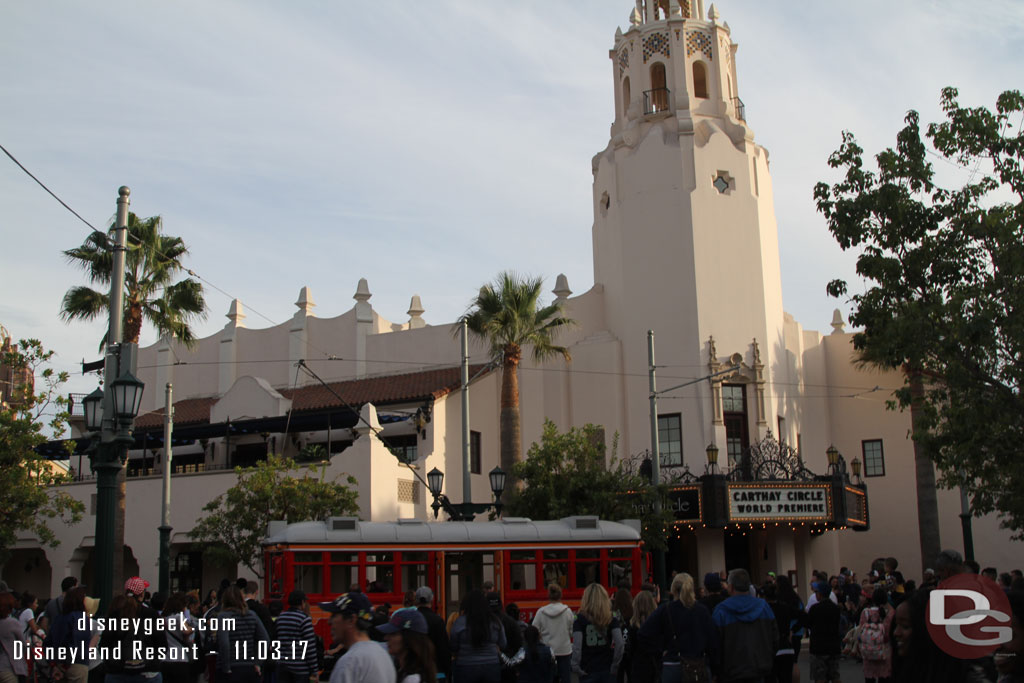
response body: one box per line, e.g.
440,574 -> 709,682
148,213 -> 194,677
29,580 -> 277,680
0,142 -> 105,235
1,141 -> 345,363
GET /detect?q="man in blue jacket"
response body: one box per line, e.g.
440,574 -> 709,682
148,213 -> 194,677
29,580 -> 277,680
712,568 -> 778,683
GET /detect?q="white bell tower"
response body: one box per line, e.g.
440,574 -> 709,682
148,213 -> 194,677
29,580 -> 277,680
591,0 -> 786,461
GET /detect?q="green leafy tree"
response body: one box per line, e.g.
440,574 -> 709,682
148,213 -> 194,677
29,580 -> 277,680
61,212 -> 207,591
814,87 -> 1024,554
505,420 -> 673,550
190,454 -> 361,576
0,338 -> 85,563
459,272 -> 574,480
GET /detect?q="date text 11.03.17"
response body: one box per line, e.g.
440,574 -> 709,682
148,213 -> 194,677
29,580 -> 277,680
233,640 -> 309,661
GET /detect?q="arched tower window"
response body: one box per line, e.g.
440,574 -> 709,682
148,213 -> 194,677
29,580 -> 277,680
692,61 -> 708,99
622,77 -> 631,118
647,63 -> 668,113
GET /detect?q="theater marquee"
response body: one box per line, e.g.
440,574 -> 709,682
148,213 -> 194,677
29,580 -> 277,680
727,483 -> 832,522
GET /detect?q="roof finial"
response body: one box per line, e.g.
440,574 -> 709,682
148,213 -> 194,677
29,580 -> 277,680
295,286 -> 316,315
831,309 -> 846,335
226,299 -> 246,327
353,278 -> 372,303
408,295 -> 426,329
552,274 -> 572,301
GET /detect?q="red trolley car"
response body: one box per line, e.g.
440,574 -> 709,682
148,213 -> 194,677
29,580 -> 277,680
263,516 -> 645,636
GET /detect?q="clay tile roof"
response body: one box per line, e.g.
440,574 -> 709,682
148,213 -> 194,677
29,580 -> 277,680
132,365 -> 489,429
134,396 -> 217,430
282,365 -> 489,412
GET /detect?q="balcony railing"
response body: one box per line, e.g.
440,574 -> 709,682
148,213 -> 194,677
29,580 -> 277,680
732,96 -> 746,121
643,88 -> 671,115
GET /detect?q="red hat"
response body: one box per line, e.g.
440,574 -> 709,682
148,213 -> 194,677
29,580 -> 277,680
125,576 -> 149,596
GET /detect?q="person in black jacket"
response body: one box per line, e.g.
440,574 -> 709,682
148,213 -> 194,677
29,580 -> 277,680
805,582 -> 841,683
488,592 -> 522,683
711,569 -> 778,683
638,572 -> 718,682
413,586 -> 451,681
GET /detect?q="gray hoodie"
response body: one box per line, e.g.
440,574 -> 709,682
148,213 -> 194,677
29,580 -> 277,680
532,602 -> 574,656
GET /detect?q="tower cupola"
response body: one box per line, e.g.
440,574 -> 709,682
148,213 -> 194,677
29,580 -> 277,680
611,0 -> 744,135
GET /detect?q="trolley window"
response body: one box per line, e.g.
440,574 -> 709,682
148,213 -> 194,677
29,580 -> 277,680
399,552 -> 429,593
573,549 -> 601,589
329,552 -> 359,594
608,548 -> 634,587
508,550 -> 538,592
365,552 -> 395,593
294,551 -> 323,595
542,550 -> 569,589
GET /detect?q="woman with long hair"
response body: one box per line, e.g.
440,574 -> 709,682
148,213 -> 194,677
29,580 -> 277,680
45,587 -> 92,683
518,625 -> 554,683
216,586 -> 269,683
627,590 -> 658,681
891,587 -> 994,683
379,608 -> 437,683
572,584 -> 623,683
449,590 -> 505,683
636,573 -> 717,683
773,575 -> 804,683
162,593 -> 197,683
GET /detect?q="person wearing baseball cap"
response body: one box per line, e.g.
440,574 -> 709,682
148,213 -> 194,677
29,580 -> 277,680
319,593 -> 395,683
124,576 -> 150,600
413,586 -> 451,680
377,608 -> 435,683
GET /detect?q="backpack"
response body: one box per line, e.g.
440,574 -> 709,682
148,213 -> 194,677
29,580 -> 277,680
858,608 -> 887,660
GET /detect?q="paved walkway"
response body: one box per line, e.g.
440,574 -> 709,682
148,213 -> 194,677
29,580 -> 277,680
796,650 -> 868,682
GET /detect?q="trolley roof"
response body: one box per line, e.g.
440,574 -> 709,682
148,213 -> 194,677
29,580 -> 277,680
263,516 -> 641,547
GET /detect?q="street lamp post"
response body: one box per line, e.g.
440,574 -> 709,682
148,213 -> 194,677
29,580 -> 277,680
85,187 -> 145,615
427,466 -> 506,521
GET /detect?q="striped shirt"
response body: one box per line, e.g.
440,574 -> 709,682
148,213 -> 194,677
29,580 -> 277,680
275,609 -> 318,676
216,611 -> 269,673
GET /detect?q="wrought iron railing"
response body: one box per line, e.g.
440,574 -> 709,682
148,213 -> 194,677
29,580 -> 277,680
731,96 -> 746,121
643,88 -> 671,115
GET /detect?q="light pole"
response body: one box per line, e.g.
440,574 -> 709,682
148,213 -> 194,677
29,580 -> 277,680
85,187 -> 145,614
158,383 -> 173,595
427,466 -> 506,521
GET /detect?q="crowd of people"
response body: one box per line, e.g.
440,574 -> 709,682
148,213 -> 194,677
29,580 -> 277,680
1,552 -> 1022,683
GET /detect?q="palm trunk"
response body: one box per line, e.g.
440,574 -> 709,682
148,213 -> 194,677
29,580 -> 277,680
500,345 -> 522,486
113,465 -> 127,592
908,369 -> 941,577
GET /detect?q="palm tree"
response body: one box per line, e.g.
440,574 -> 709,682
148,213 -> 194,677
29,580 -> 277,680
459,272 -> 575,480
61,213 -> 206,350
61,212 -> 206,594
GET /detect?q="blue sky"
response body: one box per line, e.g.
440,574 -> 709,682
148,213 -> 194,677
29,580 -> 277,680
2,1 -> 1022,399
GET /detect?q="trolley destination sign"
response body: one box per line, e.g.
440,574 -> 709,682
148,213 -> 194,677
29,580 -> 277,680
727,483 -> 831,521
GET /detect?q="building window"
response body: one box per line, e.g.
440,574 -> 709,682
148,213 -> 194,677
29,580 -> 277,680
657,413 -> 682,466
622,77 -> 631,118
777,416 -> 785,444
382,434 -> 418,464
722,384 -> 748,466
470,431 -> 481,474
862,439 -> 885,477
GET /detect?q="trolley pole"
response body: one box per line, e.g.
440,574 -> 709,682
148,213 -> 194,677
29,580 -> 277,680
461,320 -> 472,505
648,330 -> 666,595
158,383 -> 173,595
